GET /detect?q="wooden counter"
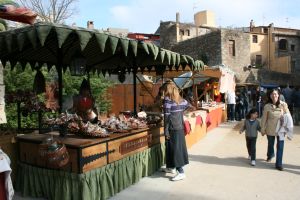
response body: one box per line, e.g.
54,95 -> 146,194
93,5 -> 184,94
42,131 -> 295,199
17,105 -> 226,174
17,126 -> 164,174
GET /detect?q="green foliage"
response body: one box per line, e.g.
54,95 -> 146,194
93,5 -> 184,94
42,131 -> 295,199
1,64 -> 113,130
89,74 -> 113,114
0,103 -> 17,129
3,64 -> 35,91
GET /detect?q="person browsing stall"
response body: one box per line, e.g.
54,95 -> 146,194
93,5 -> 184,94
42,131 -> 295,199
226,90 -> 236,121
162,81 -> 193,181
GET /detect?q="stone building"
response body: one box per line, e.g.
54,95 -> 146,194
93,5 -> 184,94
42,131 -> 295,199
250,23 -> 300,74
158,11 -> 251,84
157,11 -> 300,86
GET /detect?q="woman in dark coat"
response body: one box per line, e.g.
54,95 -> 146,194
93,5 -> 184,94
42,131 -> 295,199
162,81 -> 192,181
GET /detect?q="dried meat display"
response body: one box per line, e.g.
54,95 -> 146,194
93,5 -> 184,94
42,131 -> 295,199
44,113 -> 109,138
42,110 -> 162,138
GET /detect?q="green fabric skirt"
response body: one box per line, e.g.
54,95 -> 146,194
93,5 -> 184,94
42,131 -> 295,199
16,143 -> 165,200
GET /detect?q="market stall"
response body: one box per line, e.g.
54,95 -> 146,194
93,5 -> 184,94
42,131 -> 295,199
172,67 -> 228,134
0,22 -> 204,200
197,65 -> 236,130
138,68 -> 226,148
16,127 -> 165,200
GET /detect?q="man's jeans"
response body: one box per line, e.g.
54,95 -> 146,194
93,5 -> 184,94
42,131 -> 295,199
227,104 -> 235,121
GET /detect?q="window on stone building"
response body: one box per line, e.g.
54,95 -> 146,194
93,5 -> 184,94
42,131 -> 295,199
291,44 -> 295,51
186,30 -> 190,36
263,28 -> 268,33
291,60 -> 296,73
279,39 -> 288,50
179,29 -> 184,36
252,35 -> 258,43
229,40 -> 235,56
255,55 -> 262,66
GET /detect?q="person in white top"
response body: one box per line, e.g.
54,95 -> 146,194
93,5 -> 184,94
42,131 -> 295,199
226,91 -> 236,121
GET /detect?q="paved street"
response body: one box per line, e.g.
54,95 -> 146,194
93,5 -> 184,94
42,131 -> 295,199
110,122 -> 300,200
14,122 -> 300,200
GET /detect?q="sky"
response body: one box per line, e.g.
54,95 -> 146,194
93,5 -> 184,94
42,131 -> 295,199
68,0 -> 300,33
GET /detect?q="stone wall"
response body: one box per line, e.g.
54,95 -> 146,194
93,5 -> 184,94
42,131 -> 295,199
159,21 -> 300,86
159,21 -> 178,50
257,68 -> 300,86
223,67 -> 300,86
220,29 -> 251,83
274,35 -> 300,73
170,28 -> 252,83
170,30 -> 222,67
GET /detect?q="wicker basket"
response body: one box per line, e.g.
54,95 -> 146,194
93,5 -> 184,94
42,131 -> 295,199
38,141 -> 69,169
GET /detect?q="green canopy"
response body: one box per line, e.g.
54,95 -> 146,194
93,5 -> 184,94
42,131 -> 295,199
0,22 -> 204,74
0,22 -> 204,113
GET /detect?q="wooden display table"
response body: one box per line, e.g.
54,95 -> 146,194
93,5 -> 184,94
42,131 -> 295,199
17,126 -> 164,174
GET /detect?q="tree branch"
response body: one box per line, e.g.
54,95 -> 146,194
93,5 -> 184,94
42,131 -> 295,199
16,0 -> 78,23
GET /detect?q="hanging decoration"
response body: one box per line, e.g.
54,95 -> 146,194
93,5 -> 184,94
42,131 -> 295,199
33,70 -> 46,94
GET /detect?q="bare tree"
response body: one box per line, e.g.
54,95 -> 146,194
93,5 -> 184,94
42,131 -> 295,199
16,0 -> 78,23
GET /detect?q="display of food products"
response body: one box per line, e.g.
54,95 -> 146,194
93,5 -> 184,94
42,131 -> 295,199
43,111 -> 162,138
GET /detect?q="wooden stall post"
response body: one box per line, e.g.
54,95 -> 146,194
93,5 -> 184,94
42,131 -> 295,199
133,69 -> 137,116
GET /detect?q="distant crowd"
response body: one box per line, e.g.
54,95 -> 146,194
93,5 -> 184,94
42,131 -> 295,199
225,84 -> 300,126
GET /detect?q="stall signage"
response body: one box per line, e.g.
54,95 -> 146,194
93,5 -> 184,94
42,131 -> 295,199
120,135 -> 152,154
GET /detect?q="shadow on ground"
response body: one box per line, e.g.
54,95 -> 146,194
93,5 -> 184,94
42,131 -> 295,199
188,154 -> 300,175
